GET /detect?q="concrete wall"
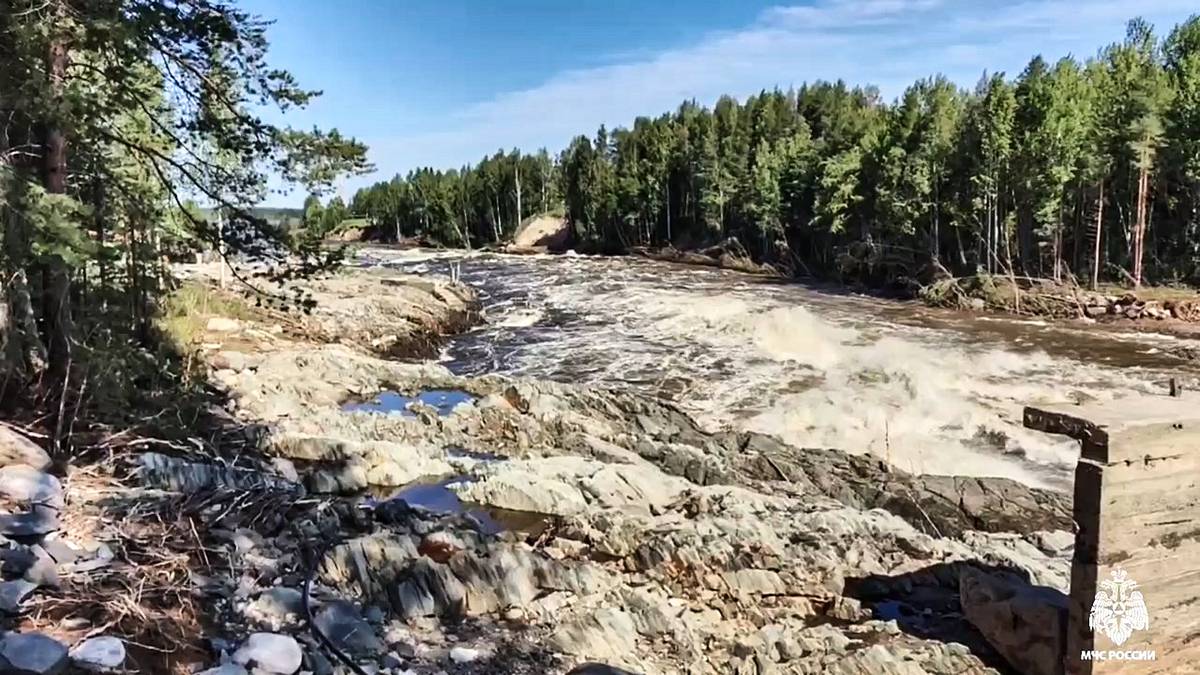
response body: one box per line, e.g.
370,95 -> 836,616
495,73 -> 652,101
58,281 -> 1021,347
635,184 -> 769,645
1025,397 -> 1200,674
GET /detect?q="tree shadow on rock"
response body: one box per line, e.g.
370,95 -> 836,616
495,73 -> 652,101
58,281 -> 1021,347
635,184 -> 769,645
845,560 -> 1070,675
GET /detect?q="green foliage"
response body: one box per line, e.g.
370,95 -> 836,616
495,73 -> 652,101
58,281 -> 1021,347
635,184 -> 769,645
0,0 -> 372,405
344,15 -> 1200,286
350,149 -> 556,247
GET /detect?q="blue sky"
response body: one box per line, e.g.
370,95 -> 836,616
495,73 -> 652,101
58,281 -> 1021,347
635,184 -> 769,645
242,0 -> 1200,206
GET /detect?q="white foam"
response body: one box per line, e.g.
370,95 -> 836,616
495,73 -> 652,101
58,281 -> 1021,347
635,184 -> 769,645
366,249 -> 1184,488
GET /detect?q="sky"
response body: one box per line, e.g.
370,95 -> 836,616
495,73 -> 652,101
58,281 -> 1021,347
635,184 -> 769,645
240,0 -> 1200,207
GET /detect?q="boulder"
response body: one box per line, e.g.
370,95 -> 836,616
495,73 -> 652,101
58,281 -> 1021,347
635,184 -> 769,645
451,471 -> 587,516
0,428 -> 50,472
231,633 -> 302,674
0,579 -> 38,613
0,507 -> 59,538
0,467 -> 63,510
511,215 -> 571,251
22,546 -> 59,588
210,351 -> 249,372
550,608 -> 639,662
0,547 -> 35,576
725,434 -> 1072,537
959,566 -> 1067,675
138,453 -> 300,494
312,600 -> 385,657
0,632 -> 69,675
38,539 -> 80,565
68,637 -> 125,673
205,317 -> 241,333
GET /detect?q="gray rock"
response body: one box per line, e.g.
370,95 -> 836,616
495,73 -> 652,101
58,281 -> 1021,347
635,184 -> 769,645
68,637 -> 125,673
270,458 -> 300,483
196,665 -> 249,675
211,351 -> 248,372
1030,530 -> 1074,556
448,646 -> 482,663
0,632 -> 69,675
23,546 -> 59,588
138,453 -> 300,494
206,317 -> 241,332
0,579 -> 38,613
0,467 -> 62,509
70,542 -> 113,573
231,633 -> 302,674
550,608 -> 638,662
0,507 -> 58,538
37,539 -> 79,565
306,649 -> 334,675
724,434 -> 1072,537
313,601 -> 385,657
0,546 -> 35,576
960,566 -> 1067,675
0,428 -> 50,472
245,587 -> 305,630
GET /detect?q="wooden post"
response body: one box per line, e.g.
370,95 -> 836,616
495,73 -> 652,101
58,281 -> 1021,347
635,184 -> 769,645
1025,396 -> 1200,673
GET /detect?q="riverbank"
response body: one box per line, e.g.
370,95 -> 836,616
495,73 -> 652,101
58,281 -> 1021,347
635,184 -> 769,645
65,261 -> 1124,673
920,273 -> 1200,338
183,262 -> 1080,674
0,258 -> 1090,674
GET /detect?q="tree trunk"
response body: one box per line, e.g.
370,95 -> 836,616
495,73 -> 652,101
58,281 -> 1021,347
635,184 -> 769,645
515,163 -> 522,226
1092,180 -> 1104,290
665,180 -> 672,244
41,24 -> 72,386
1133,167 -> 1148,287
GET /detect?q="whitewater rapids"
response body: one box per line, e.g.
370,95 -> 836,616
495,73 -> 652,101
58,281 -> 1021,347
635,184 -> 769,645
366,248 -> 1198,490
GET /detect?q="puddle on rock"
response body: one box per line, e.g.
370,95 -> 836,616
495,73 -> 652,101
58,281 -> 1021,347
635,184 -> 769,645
368,476 -> 549,536
342,389 -> 475,417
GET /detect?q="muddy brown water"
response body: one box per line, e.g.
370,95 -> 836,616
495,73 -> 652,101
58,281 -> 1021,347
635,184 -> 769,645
362,248 -> 1200,490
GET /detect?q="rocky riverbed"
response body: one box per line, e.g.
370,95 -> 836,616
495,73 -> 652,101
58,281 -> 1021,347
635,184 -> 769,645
0,264 -> 1077,674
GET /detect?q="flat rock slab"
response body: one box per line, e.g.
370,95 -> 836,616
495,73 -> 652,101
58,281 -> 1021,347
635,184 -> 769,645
0,428 -> 50,472
0,579 -> 38,614
0,466 -> 63,509
231,633 -> 301,674
69,637 -> 125,673
0,632 -> 69,675
313,600 -> 384,657
0,508 -> 59,538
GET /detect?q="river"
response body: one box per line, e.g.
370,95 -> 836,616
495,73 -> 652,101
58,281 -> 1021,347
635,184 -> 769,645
364,248 -> 1200,490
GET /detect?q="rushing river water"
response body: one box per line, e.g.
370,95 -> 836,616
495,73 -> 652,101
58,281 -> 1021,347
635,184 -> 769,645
365,248 -> 1200,490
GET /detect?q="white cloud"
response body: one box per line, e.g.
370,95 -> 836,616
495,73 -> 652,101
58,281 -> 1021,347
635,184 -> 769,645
332,0 -> 1196,201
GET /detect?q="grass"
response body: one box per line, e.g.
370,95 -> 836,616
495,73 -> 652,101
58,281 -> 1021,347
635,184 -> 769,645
159,282 -> 266,349
335,217 -> 369,233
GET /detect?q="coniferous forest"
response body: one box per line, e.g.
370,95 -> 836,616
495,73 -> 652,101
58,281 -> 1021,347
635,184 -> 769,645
0,1 -> 368,418
347,17 -> 1200,288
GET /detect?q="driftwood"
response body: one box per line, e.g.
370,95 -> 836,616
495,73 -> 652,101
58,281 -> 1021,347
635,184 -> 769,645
922,273 -> 1200,323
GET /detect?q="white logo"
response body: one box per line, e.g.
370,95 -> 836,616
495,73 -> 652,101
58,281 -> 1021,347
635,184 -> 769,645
1089,567 -> 1150,646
